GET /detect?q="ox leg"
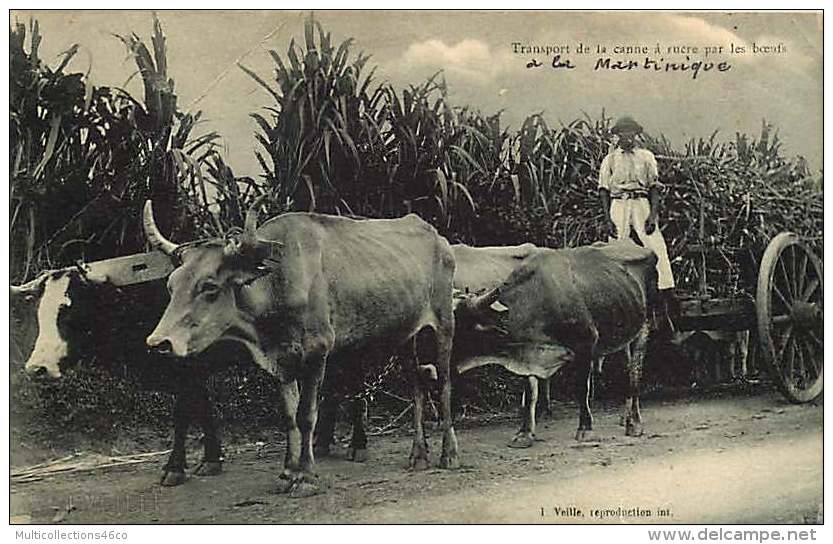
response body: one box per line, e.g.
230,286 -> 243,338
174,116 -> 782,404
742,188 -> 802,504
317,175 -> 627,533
619,347 -> 633,427
347,397 -> 369,462
161,392 -> 190,487
451,365 -> 471,422
436,329 -> 459,470
314,390 -> 339,458
407,332 -> 431,470
409,367 -> 430,471
193,383 -> 223,477
733,330 -> 750,382
288,361 -> 326,498
575,359 -> 595,441
275,376 -> 303,494
624,325 -> 649,437
537,377 -> 552,419
509,376 -> 538,448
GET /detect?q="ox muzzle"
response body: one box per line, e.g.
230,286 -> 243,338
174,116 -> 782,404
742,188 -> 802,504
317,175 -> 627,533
146,327 -> 191,358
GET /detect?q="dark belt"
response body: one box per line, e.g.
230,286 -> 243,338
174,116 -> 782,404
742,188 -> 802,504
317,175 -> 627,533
611,190 -> 648,200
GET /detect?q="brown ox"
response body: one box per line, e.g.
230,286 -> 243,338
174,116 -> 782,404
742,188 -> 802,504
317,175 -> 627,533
143,200 -> 458,497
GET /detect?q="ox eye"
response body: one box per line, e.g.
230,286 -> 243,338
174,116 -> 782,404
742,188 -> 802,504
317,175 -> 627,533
198,282 -> 220,297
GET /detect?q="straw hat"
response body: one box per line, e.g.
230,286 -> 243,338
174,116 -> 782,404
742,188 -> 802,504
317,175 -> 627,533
611,116 -> 643,135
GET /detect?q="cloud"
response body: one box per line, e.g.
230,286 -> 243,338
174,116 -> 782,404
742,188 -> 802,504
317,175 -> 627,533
401,38 -> 505,83
659,14 -> 814,70
661,13 -> 749,50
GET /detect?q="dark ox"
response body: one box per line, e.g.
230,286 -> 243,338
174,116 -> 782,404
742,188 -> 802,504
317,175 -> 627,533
318,240 -> 657,453
10,267 -> 230,487
143,200 -> 459,497
450,242 -> 553,447
454,240 -> 657,443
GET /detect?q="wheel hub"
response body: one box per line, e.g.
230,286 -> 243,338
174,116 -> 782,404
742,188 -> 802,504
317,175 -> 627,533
790,301 -> 821,331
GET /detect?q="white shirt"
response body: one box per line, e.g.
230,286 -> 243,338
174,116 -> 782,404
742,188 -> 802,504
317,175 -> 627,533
598,147 -> 661,197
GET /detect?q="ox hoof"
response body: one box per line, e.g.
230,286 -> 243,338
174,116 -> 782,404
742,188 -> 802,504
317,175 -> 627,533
507,434 -> 534,449
409,457 -> 430,471
194,461 -> 223,477
161,470 -> 187,487
276,471 -> 321,497
289,481 -> 321,499
626,422 -> 644,437
289,478 -> 322,499
440,454 -> 459,469
575,429 -> 594,442
347,448 -> 368,463
275,473 -> 295,494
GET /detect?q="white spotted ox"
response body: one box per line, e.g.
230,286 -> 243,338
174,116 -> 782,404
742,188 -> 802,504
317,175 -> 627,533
11,271 -> 75,379
143,199 -> 459,497
10,267 -> 230,487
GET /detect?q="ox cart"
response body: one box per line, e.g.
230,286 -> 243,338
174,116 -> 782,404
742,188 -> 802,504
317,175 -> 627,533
677,232 -> 823,403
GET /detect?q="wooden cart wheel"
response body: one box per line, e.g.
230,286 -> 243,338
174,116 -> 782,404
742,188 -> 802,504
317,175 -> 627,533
757,232 -> 823,403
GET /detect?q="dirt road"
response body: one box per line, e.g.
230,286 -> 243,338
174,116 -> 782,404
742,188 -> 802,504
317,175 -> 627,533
10,389 -> 823,524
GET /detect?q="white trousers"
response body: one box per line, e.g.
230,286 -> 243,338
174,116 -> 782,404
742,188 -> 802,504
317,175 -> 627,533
609,198 -> 675,290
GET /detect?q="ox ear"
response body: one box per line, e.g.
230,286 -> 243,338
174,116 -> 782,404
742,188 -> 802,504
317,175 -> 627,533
490,300 -> 510,313
75,262 -> 110,286
230,259 -> 277,289
10,273 -> 47,301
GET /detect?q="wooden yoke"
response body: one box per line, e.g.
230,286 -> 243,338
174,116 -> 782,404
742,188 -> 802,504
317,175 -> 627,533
81,251 -> 175,287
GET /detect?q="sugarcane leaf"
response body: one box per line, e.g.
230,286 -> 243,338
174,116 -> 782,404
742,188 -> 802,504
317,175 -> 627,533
238,62 -> 281,103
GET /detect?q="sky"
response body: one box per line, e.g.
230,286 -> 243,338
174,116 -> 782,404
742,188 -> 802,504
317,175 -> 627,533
11,10 -> 823,180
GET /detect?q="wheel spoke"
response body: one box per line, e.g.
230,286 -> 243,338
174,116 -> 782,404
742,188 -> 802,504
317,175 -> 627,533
798,336 -> 819,385
772,282 -> 791,311
777,256 -> 795,300
776,325 -> 794,363
805,329 -> 823,351
792,337 -> 807,388
802,278 -> 819,302
783,334 -> 796,384
798,333 -> 821,379
788,247 -> 799,300
796,250 -> 808,297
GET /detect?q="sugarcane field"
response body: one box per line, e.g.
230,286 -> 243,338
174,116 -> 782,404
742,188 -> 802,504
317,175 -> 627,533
6,10 -> 824,529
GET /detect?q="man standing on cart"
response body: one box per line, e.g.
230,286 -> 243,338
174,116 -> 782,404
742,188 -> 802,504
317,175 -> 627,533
599,115 -> 676,331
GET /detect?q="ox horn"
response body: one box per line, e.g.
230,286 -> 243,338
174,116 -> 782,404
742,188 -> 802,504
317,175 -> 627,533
457,286 -> 503,315
10,272 -> 47,297
143,200 -> 180,256
471,287 -> 505,313
236,194 -> 271,257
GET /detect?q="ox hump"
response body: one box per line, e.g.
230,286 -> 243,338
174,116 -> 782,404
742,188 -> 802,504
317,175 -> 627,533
590,239 -> 657,266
